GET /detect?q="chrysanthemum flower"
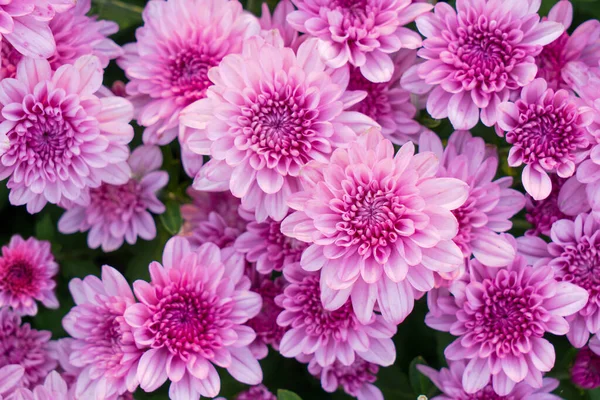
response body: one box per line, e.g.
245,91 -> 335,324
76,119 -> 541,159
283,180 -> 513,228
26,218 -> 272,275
7,371 -> 69,400
0,308 -> 57,389
124,237 -> 263,399
0,235 -> 58,316
419,130 -> 525,266
235,214 -> 307,275
235,385 -> 276,400
62,265 -> 143,399
276,264 -> 396,367
0,55 -> 134,214
525,175 -> 572,237
286,0 -> 432,83
571,345 -> 600,389
180,189 -> 249,249
517,213 -> 600,348
0,364 -> 24,398
306,357 -> 383,400
417,361 -> 562,400
410,0 -> 564,130
424,252 -> 588,395
346,49 -> 423,145
180,35 -> 377,222
281,129 -> 468,325
497,78 -> 593,200
259,0 -> 300,49
58,145 -> 168,252
118,0 -> 260,145
0,1 -> 74,59
536,0 -> 600,91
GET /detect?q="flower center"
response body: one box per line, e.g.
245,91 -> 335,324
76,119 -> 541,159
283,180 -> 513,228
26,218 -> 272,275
553,237 -> 600,301
89,180 -> 144,222
330,0 -> 370,28
348,68 -> 390,120
1,41 -> 21,80
86,305 -> 132,374
330,359 -> 378,397
167,46 -> 219,105
0,259 -> 35,295
572,347 -> 600,389
149,282 -> 232,361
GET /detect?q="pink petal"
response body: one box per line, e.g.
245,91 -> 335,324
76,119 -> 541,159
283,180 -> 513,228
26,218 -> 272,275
544,282 -> 589,316
522,164 -> 552,201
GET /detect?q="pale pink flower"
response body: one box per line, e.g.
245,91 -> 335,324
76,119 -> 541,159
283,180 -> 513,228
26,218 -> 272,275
0,308 -> 57,389
497,78 -> 594,200
0,364 -> 24,399
58,145 -> 168,252
235,213 -> 307,275
180,36 -> 377,222
407,0 -> 564,130
346,49 -> 424,145
235,385 -> 276,400
418,361 -> 561,400
117,0 -> 260,145
276,264 -> 396,367
124,237 -> 263,399
517,213 -> 600,348
0,1 -> 74,59
571,345 -> 600,389
281,128 -> 468,325
6,371 -> 69,400
306,357 -> 383,400
259,0 -> 300,49
180,189 -> 249,249
0,235 -> 58,316
536,0 -> 600,91
425,251 -> 589,395
287,0 -> 432,83
419,130 -> 525,266
62,266 -> 143,399
0,55 -> 134,214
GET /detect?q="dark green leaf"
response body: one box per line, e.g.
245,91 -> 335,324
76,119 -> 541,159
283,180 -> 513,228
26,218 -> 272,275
277,389 -> 303,400
409,356 -> 434,396
91,0 -> 144,30
159,200 -> 182,235
35,213 -> 55,241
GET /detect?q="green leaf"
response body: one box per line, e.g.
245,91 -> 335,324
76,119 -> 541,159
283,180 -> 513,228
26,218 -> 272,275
277,389 -> 303,400
590,388 -> 600,400
35,213 -> 55,241
91,0 -> 144,30
159,200 -> 182,235
409,356 -> 434,396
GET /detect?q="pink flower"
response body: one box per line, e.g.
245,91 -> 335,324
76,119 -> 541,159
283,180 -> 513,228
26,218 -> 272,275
525,175 -> 572,237
0,235 -> 58,316
425,251 -> 588,395
276,264 -> 397,367
117,0 -> 260,145
306,357 -> 383,400
180,36 -> 377,222
6,371 -> 69,400
180,189 -> 249,249
417,361 -> 561,399
0,55 -> 134,214
0,1 -> 74,59
0,308 -> 57,389
58,145 -> 168,252
235,385 -> 276,400
124,237 -> 263,399
571,345 -> 600,389
287,0 -> 432,83
235,214 -> 307,275
62,266 -> 143,399
536,0 -> 600,91
0,364 -> 24,398
281,129 -> 468,325
517,213 -> 600,348
346,49 -> 424,145
259,0 -> 300,49
497,78 -> 594,200
419,130 -> 525,266
410,0 -> 564,130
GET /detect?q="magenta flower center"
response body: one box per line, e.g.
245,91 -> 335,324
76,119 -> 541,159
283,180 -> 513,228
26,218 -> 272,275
87,305 -> 132,375
348,68 -> 390,120
0,41 -> 20,79
89,181 -> 145,222
552,237 -> 600,304
329,0 -> 371,31
0,258 -> 34,295
149,282 -> 232,361
167,46 -> 219,105
331,359 -> 378,397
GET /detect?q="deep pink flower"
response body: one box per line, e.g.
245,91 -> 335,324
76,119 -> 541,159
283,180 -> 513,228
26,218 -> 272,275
0,1 -> 74,59
306,357 -> 383,400
517,213 -> 600,348
0,364 -> 24,398
180,36 -> 377,222
497,78 -> 594,200
235,385 -> 276,400
235,214 -> 307,275
58,145 -> 168,252
571,345 -> 600,389
425,251 -> 588,394
346,49 -> 424,145
124,237 -> 263,399
275,264 -> 397,367
62,266 -> 143,399
287,0 -> 432,83
0,308 -> 57,389
117,0 -> 260,146
0,55 -> 134,214
419,130 -> 525,266
6,371 -> 69,400
418,361 -> 561,400
180,189 -> 249,249
259,0 -> 300,49
409,0 -> 564,130
245,272 -> 287,360
525,175 -> 572,237
281,129 -> 468,325
536,0 -> 600,91
0,235 -> 58,316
